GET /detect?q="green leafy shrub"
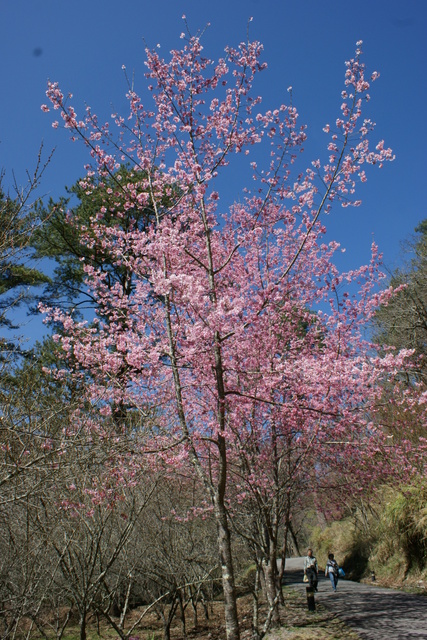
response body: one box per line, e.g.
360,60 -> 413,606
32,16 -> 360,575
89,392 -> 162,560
311,519 -> 371,580
373,481 -> 427,578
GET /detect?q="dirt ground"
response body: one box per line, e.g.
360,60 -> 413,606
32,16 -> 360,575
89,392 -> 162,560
117,588 -> 359,640
11,587 -> 359,640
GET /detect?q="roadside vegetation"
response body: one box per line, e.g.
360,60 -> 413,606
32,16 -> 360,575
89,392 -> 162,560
311,480 -> 427,592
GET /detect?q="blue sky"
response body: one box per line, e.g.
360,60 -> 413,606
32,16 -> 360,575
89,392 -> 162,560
1,0 -> 426,340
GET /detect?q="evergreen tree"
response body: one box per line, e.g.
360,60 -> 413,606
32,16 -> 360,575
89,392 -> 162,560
374,219 -> 427,384
32,165 -> 176,315
0,184 -> 49,331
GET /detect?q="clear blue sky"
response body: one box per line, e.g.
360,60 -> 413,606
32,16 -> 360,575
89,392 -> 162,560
1,0 -> 426,338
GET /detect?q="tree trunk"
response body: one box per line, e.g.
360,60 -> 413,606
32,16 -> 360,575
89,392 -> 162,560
251,564 -> 261,639
191,593 -> 198,629
262,553 -> 280,628
79,612 -> 87,640
178,590 -> 187,640
278,513 -> 291,604
214,498 -> 240,640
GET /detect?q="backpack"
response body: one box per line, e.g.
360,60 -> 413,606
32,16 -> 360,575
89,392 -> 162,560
328,559 -> 339,576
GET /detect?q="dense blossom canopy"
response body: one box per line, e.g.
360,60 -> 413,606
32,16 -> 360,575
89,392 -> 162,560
41,29 -> 426,639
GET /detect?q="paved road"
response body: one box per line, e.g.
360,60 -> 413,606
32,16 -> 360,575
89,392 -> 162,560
282,558 -> 427,639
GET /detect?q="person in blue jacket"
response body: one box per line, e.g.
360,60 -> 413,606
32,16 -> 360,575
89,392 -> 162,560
325,553 -> 339,591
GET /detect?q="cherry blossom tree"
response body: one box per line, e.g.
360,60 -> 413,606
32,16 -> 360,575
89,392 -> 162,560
41,25 -> 423,639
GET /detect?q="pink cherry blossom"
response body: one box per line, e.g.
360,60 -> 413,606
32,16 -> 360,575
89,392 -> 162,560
41,34 -> 424,640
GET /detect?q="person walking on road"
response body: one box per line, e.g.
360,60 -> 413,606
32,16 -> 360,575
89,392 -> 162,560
325,553 -> 339,591
303,548 -> 318,591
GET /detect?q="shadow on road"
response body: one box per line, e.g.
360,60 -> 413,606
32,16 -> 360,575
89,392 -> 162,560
320,587 -> 427,639
282,559 -> 427,639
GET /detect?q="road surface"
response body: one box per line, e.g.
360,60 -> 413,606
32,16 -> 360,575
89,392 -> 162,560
282,557 -> 427,639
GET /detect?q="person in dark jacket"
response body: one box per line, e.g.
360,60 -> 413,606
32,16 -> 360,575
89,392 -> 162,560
303,548 -> 318,591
